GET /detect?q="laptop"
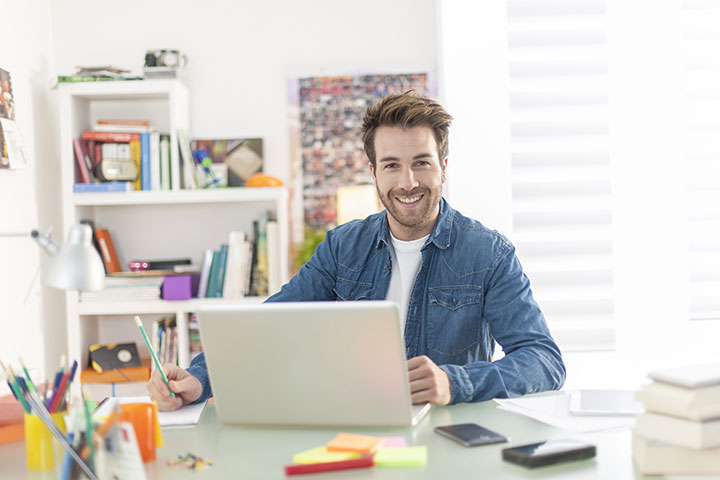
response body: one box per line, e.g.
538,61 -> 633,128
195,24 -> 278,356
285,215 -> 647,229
196,301 -> 431,427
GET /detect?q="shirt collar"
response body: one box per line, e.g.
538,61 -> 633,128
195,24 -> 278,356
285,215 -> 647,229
374,197 -> 454,250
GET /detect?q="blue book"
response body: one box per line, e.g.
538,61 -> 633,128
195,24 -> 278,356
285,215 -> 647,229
141,132 -> 151,191
73,182 -> 135,193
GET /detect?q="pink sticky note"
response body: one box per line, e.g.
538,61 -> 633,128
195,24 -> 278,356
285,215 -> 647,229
381,436 -> 407,448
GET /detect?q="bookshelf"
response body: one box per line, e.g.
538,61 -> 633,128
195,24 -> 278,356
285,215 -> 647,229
57,80 -> 289,397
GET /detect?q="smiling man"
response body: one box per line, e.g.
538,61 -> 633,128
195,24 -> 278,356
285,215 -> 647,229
148,91 -> 566,411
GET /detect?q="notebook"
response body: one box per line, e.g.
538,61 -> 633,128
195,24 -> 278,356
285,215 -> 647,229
197,301 -> 431,427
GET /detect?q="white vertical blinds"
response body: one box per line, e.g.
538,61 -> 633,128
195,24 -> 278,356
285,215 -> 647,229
506,0 -> 615,350
683,0 -> 720,320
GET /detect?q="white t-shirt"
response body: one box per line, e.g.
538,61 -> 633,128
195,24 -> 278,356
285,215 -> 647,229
385,233 -> 428,335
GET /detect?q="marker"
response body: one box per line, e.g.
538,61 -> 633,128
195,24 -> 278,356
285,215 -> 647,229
284,457 -> 374,476
134,316 -> 175,397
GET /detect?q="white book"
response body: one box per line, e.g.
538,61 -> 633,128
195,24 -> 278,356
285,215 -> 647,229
266,220 -> 281,295
197,249 -> 214,298
649,363 -> 720,389
223,231 -> 246,299
637,381 -> 720,421
102,142 -> 119,161
159,135 -> 170,190
177,130 -> 196,190
241,240 -> 254,297
635,411 -> 720,449
150,132 -> 161,190
633,432 -> 720,475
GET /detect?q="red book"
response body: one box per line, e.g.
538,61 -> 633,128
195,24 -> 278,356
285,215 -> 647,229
97,120 -> 150,126
95,228 -> 122,274
284,457 -> 374,476
81,130 -> 141,143
73,138 -> 90,183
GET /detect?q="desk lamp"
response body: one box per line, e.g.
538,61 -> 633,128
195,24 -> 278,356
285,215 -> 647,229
31,224 -> 105,291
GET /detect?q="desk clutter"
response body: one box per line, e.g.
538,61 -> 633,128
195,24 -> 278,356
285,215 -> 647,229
285,432 -> 427,476
632,363 -> 720,475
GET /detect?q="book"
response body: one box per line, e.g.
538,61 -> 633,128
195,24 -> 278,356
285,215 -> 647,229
159,134 -> 170,190
80,218 -> 106,274
637,381 -> 720,421
150,132 -> 160,190
81,130 -> 141,143
177,130 -> 197,189
223,232 -> 246,299
254,212 -> 269,297
95,229 -> 123,274
266,219 -> 281,295
632,432 -> 720,475
73,138 -> 91,183
214,244 -> 229,297
140,132 -> 151,190
649,363 -> 720,389
635,411 -> 720,449
197,248 -> 214,298
73,181 -> 135,193
205,250 -> 221,298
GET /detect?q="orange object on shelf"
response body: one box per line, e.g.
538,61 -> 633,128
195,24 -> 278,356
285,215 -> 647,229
246,173 -> 283,187
79,359 -> 150,383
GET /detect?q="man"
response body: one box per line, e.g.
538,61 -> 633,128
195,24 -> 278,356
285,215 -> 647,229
148,91 -> 566,411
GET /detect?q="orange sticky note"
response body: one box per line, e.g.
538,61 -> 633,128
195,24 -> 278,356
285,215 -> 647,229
326,433 -> 383,454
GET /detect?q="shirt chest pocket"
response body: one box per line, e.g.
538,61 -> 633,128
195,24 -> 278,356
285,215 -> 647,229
427,286 -> 483,356
333,278 -> 373,301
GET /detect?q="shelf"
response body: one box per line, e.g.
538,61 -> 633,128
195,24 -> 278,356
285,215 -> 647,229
78,297 -> 267,315
57,79 -> 184,100
73,186 -> 286,206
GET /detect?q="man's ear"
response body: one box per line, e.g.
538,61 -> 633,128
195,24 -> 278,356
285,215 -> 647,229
441,157 -> 448,183
368,161 -> 376,181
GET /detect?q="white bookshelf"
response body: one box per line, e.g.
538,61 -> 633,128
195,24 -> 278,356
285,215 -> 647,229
57,81 -> 289,397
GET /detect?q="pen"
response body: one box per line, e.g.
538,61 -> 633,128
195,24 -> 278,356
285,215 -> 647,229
285,457 -> 374,476
134,316 -> 175,397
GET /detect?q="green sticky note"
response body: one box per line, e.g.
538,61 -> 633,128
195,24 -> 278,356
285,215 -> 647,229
292,446 -> 361,464
374,446 -> 427,467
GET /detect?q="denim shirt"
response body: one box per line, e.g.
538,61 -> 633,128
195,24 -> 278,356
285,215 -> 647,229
188,198 -> 565,405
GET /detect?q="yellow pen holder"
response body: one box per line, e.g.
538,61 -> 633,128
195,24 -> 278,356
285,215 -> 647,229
24,411 -> 67,471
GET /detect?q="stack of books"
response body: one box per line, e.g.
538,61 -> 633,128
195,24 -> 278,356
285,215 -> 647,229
79,276 -> 163,302
632,363 -> 720,475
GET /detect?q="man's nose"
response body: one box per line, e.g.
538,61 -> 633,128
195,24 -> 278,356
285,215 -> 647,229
398,167 -> 419,191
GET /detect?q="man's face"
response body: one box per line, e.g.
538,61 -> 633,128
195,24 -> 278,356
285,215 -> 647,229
369,126 -> 447,241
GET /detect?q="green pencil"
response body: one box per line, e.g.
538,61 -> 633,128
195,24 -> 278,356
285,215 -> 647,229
134,316 -> 175,398
0,360 -> 31,414
18,357 -> 37,392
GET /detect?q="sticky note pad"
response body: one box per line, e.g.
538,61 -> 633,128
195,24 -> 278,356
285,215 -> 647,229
374,446 -> 428,467
292,446 -> 361,464
381,436 -> 407,448
326,433 -> 383,454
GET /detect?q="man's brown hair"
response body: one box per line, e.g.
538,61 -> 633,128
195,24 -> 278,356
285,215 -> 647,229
361,90 -> 453,168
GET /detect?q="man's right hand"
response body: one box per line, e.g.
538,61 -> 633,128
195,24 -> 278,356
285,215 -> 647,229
147,363 -> 202,411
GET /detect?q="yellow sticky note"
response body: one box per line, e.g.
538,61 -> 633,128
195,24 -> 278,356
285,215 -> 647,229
374,446 -> 428,467
292,446 -> 361,464
326,433 -> 383,454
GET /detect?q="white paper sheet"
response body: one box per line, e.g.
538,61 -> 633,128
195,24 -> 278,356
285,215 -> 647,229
495,391 -> 636,433
157,400 -> 207,428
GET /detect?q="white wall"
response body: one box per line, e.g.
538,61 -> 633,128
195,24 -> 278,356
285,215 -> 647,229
0,0 -> 58,391
50,0 -> 438,186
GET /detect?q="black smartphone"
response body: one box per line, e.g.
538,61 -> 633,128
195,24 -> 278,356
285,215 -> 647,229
434,423 -> 508,447
502,439 -> 596,468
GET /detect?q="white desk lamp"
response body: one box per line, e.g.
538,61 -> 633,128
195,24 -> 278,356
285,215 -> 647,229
31,224 -> 105,291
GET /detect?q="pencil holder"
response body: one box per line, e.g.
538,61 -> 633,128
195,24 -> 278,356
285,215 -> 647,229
24,410 -> 67,471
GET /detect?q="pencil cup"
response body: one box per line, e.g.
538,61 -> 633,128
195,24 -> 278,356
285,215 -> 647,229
118,403 -> 156,463
24,411 -> 67,471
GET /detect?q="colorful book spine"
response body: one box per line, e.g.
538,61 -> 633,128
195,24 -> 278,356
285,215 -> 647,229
140,132 -> 151,191
95,229 -> 122,274
81,131 -> 140,143
73,138 -> 91,183
73,182 -> 135,193
130,138 -> 141,191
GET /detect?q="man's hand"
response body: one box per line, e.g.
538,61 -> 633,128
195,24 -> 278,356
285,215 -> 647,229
147,363 -> 202,412
407,355 -> 451,406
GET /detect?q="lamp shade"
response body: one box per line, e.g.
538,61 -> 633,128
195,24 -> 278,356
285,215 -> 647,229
39,224 -> 105,291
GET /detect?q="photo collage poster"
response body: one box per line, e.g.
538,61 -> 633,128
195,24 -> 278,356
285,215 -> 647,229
0,68 -> 15,168
296,73 -> 430,234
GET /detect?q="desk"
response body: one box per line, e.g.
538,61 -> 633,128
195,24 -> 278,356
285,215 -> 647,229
1,400 -> 649,479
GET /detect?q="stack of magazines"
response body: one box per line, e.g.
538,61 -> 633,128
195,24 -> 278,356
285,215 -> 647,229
80,276 -> 163,302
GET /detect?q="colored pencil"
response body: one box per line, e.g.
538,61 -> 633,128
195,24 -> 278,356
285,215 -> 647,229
49,370 -> 70,413
134,316 -> 175,397
18,357 -> 37,392
284,457 -> 374,475
0,360 -> 30,414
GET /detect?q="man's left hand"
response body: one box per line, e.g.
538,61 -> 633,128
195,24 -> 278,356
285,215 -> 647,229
407,355 -> 451,406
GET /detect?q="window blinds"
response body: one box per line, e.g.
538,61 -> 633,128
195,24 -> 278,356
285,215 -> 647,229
506,0 -> 615,350
683,0 -> 720,321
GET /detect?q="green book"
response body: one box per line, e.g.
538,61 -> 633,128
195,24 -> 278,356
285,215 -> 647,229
206,250 -> 221,298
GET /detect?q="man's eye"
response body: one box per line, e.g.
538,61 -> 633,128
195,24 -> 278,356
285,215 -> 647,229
384,163 -> 398,169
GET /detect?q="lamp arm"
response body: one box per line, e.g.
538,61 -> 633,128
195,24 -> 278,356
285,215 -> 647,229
31,229 -> 60,256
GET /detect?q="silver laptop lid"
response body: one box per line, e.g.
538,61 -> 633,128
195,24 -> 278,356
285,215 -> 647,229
197,301 -> 423,427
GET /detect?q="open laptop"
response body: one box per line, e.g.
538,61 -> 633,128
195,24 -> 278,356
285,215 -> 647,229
196,301 -> 431,427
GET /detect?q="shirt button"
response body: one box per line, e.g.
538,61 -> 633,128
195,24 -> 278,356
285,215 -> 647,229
385,264 -> 391,271
452,299 -> 457,307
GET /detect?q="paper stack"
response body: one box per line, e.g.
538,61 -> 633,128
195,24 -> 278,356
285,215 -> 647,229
632,363 -> 720,475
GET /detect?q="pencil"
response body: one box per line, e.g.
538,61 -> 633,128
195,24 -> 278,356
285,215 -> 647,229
134,316 -> 175,397
18,357 -> 37,392
0,360 -> 31,414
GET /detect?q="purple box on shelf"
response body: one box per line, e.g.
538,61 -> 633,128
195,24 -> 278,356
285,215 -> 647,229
162,275 -> 192,301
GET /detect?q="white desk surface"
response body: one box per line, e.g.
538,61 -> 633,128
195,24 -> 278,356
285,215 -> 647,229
1,399 -> 651,479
